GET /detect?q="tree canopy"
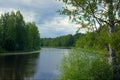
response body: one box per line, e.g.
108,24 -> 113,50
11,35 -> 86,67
0,11 -> 40,52
58,0 -> 120,80
41,33 -> 84,48
59,0 -> 120,29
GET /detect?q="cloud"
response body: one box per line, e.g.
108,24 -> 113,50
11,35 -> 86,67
22,11 -> 37,22
0,7 -> 17,14
39,16 -> 80,38
0,7 -> 37,22
0,0 -> 82,38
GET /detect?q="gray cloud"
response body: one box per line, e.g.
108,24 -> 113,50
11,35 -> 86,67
0,0 -> 80,38
39,16 -> 79,38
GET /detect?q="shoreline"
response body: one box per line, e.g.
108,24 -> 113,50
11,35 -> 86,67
41,47 -> 72,49
0,50 -> 40,56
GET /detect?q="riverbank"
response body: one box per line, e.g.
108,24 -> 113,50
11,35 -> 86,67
41,47 -> 72,49
0,50 -> 40,56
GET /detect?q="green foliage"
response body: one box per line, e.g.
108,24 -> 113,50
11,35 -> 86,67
41,33 -> 84,48
75,27 -> 109,50
58,0 -> 120,79
59,50 -> 91,80
0,11 -> 40,52
110,25 -> 120,51
90,55 -> 113,80
25,22 -> 40,50
59,49 -> 113,80
58,0 -> 120,29
75,25 -> 120,65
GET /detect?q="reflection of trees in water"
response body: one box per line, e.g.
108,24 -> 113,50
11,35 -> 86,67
0,53 -> 39,80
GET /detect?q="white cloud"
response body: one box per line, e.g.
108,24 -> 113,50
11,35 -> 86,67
22,11 -> 37,22
0,0 -> 84,38
39,16 -> 80,38
6,0 -> 63,9
0,7 -> 17,14
0,7 -> 37,22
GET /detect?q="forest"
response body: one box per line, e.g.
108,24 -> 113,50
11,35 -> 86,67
40,33 -> 84,48
0,11 -> 40,53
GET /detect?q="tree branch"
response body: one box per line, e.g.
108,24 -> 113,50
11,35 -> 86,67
115,19 -> 120,24
115,0 -> 120,11
88,0 -> 110,26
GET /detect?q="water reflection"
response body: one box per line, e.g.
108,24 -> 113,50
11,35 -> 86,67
0,53 -> 39,80
0,48 -> 70,80
34,48 -> 70,80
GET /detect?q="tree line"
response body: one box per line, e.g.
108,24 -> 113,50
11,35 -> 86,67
40,33 -> 84,48
0,11 -> 40,52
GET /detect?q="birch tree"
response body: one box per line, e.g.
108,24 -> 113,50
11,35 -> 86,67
58,0 -> 120,80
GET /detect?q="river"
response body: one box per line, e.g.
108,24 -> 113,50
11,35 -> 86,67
0,48 -> 70,80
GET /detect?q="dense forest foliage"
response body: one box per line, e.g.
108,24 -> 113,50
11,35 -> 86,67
58,0 -> 120,79
59,26 -> 120,80
76,27 -> 108,50
40,33 -> 84,48
0,11 -> 40,52
76,25 -> 120,62
59,25 -> 120,80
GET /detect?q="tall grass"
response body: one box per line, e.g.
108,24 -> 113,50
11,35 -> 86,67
59,49 -> 113,80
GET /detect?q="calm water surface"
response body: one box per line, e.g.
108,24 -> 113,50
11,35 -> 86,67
0,48 -> 70,80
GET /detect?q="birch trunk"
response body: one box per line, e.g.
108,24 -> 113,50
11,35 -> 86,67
108,1 -> 119,80
108,33 -> 118,80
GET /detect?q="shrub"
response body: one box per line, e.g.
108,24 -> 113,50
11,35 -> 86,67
59,49 -> 113,80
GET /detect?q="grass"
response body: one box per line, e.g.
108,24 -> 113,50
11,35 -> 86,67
59,48 -> 113,80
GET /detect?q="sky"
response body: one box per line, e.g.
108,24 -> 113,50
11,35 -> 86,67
0,0 -> 81,38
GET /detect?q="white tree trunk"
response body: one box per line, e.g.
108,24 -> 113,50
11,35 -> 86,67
108,26 -> 119,80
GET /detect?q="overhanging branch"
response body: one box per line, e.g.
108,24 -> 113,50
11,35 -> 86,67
88,0 -> 110,26
115,19 -> 120,24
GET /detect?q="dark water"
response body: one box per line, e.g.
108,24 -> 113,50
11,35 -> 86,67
0,48 -> 70,80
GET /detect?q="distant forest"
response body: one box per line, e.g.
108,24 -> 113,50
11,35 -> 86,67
41,25 -> 120,51
40,33 -> 84,48
0,11 -> 40,52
